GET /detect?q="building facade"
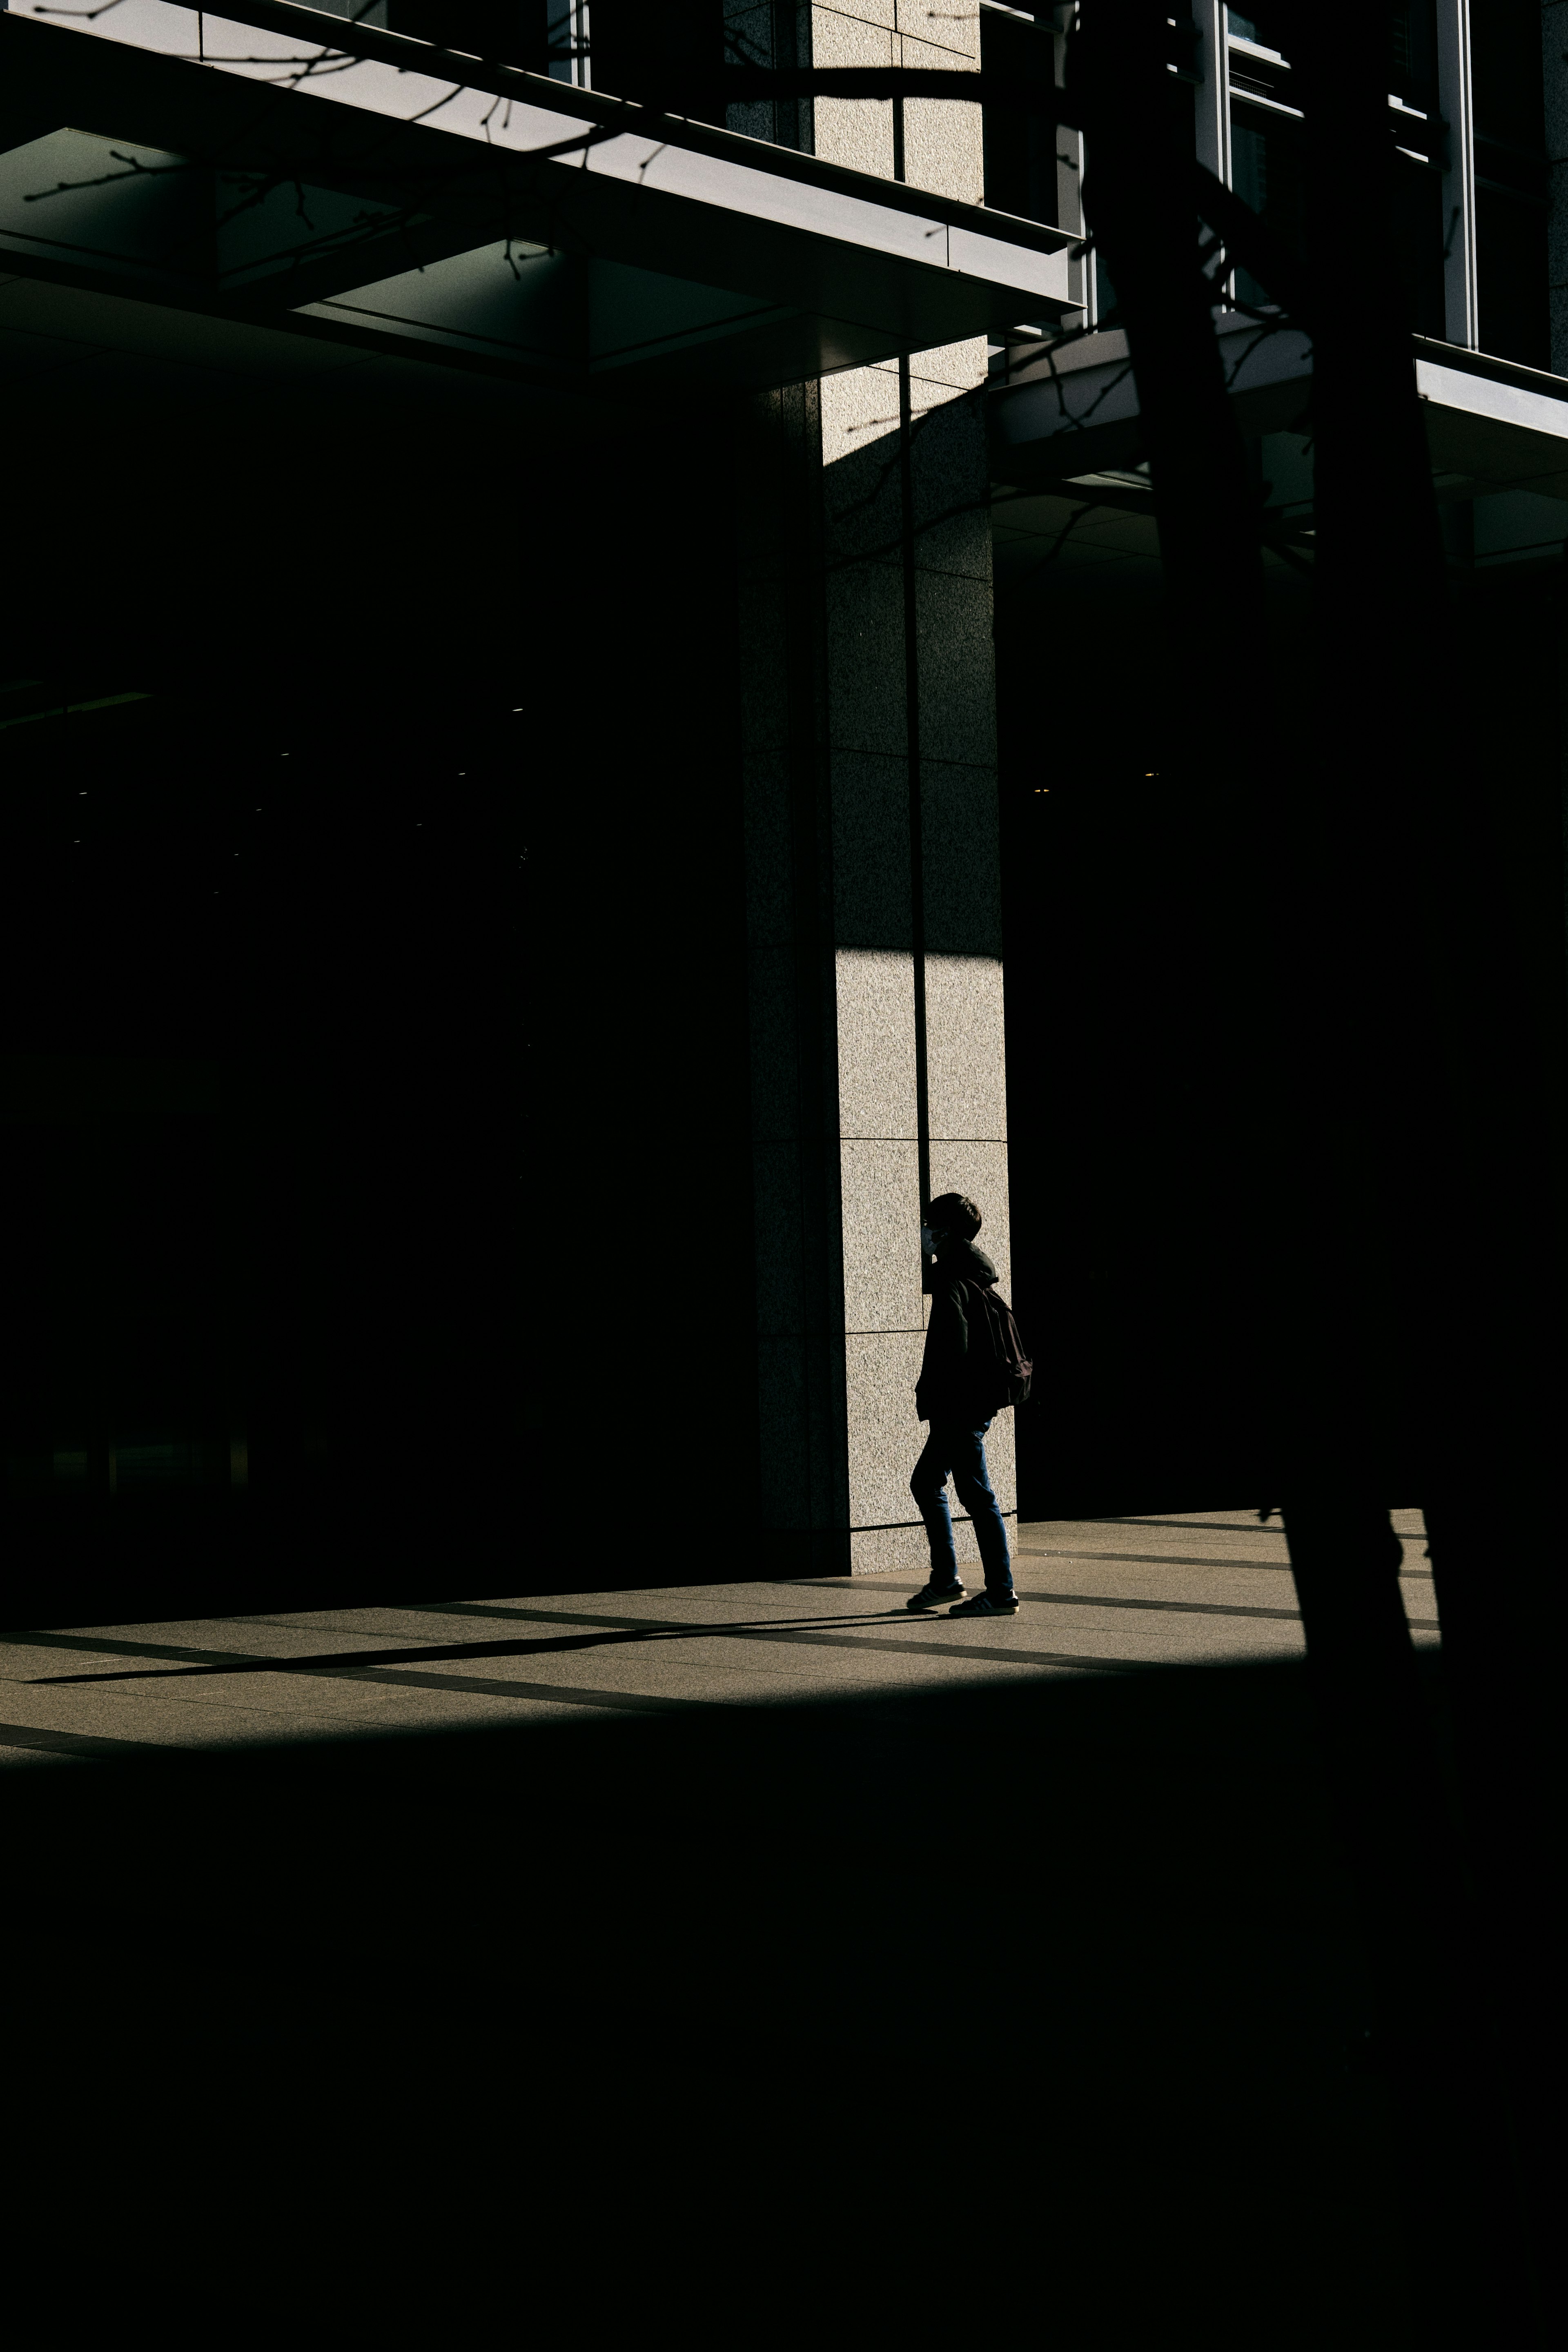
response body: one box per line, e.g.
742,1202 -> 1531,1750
1,2 -> 1565,1603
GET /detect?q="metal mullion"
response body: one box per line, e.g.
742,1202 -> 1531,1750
1194,2 -> 1229,186
547,0 -> 589,89
1435,0 -> 1476,349
1051,4 -> 1085,319
1228,87 -> 1303,125
1080,116 -> 1098,327
1193,1 -> 1231,306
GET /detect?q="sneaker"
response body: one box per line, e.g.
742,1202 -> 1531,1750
948,1592 -> 1019,1617
907,1579 -> 966,1612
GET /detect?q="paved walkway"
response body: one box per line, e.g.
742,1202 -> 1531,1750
0,1507 -> 1437,1764
7,1504 -> 1461,2345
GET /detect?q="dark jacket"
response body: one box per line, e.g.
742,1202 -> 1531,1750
915,1239 -> 1000,1424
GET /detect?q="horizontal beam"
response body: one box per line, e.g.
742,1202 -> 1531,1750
990,321 -> 1568,500
0,7 -> 1077,395
19,0 -> 1074,254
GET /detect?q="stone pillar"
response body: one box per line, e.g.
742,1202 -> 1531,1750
739,4 -> 1014,1577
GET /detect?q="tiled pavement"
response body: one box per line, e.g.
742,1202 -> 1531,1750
0,1507 -> 1439,1764
7,1503 -> 1486,2345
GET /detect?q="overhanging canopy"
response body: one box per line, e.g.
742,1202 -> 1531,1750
0,2 -> 1078,403
990,318 -> 1568,505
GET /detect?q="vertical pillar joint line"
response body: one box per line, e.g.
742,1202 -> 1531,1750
898,355 -> 932,1264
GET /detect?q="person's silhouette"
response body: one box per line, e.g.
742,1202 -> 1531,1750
906,1193 -> 1018,1617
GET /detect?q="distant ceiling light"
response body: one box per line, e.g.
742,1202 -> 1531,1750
78,790 -> 87,797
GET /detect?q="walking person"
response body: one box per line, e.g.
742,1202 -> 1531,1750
906,1193 -> 1023,1617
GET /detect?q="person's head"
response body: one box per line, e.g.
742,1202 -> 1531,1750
921,1193 -> 982,1255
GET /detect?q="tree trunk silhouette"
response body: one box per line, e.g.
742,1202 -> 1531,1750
1071,2 -> 1555,2338
1286,9 -> 1558,2336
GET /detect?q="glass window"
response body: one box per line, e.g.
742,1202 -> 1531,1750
382,2 -> 550,66
1226,6 -> 1443,336
589,1 -> 725,121
1390,153 -> 1446,338
1228,106 -> 1306,311
1471,0 -> 1549,366
982,7 -> 1058,224
1388,0 -> 1437,111
723,2 -> 812,154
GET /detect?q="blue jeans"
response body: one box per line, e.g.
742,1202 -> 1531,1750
911,1420 -> 1013,1595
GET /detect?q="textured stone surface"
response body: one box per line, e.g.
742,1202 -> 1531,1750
742,760 -> 794,950
747,947 -> 800,1134
735,577 -> 791,744
756,1331 -> 843,1526
844,1326 -> 928,1524
896,0 -> 977,59
824,363 -> 988,572
921,760 -> 1003,956
900,96 -> 984,206
821,367 -> 907,564
821,362 -> 904,467
840,1138 -> 922,1330
909,392 -> 991,551
924,953 -> 1007,1142
980,1404 -> 1019,1523
915,568 -> 998,765
915,499 -> 992,587
873,337 -> 989,395
831,753 -> 914,947
820,0 -> 897,30
898,3 -> 982,205
848,1520 -> 930,1574
835,948 -> 918,1137
898,35 -> 983,205
928,1138 -> 1011,1293
738,17 -> 1004,1579
725,2 -> 775,59
812,6 -> 896,177
751,1138 -> 806,1332
825,558 -> 909,755
911,334 -> 989,392
921,766 -> 1006,960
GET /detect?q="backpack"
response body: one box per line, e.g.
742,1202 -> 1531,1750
965,1281 -> 1033,1410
